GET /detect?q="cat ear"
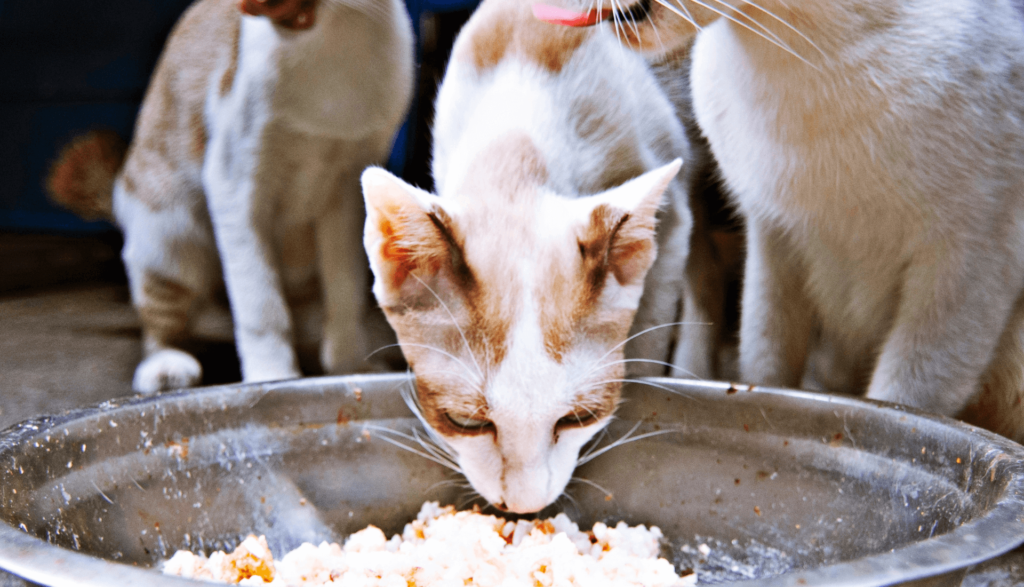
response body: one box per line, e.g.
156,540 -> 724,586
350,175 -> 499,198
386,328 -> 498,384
361,167 -> 464,305
580,159 -> 683,286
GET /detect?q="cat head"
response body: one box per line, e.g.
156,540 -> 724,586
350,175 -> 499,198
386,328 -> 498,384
362,158 -> 681,513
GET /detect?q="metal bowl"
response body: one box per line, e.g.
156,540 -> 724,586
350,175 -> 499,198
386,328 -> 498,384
1,374 -> 1023,586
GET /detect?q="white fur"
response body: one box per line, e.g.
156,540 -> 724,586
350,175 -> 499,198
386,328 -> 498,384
116,0 -> 413,392
686,0 -> 1024,418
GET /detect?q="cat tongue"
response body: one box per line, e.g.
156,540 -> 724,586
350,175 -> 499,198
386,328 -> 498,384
532,3 -> 611,27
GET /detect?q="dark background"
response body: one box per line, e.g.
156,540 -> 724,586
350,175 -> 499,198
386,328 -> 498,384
0,0 -> 477,292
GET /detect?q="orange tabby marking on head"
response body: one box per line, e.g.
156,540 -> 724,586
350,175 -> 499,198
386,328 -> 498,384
455,0 -> 588,73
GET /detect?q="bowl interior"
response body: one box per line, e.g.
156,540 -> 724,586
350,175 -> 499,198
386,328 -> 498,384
2,374 -> 1024,586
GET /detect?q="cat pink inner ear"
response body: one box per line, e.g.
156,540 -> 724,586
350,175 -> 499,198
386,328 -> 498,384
532,3 -> 611,27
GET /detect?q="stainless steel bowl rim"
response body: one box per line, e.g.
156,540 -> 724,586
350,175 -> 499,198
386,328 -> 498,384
0,374 -> 1022,587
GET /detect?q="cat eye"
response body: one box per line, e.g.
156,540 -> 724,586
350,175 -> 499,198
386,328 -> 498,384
445,412 -> 493,432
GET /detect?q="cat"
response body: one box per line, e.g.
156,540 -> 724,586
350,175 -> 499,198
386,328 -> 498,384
540,0 -> 1024,440
47,0 -> 414,393
359,0 -> 697,513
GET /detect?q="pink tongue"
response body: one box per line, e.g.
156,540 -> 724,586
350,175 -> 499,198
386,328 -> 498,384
532,3 -> 611,26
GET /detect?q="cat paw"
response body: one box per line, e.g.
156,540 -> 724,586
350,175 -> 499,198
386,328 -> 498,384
238,0 -> 316,30
133,350 -> 203,394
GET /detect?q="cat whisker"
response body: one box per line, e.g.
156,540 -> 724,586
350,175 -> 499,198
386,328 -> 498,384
399,385 -> 462,455
570,476 -> 614,497
409,272 -> 486,381
737,0 -> 826,60
569,321 -> 706,389
457,493 -> 487,511
555,492 -> 580,518
367,428 -> 463,473
669,0 -> 702,31
578,426 -> 611,462
576,421 -> 679,466
426,479 -> 473,493
367,343 -> 482,387
694,0 -> 820,70
406,367 -> 484,391
701,0 -> 789,48
362,421 -> 460,467
583,377 -> 699,401
614,0 -> 643,40
651,0 -> 699,29
597,357 -> 702,380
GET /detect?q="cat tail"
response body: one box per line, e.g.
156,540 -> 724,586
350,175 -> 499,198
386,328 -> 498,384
46,129 -> 127,221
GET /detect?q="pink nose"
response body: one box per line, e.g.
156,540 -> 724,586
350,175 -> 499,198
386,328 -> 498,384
532,3 -> 612,27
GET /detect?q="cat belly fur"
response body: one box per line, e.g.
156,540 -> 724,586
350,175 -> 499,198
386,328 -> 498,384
114,0 -> 413,391
689,0 -> 1024,429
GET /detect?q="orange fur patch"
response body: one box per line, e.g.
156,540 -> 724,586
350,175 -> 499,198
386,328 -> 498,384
454,0 -> 589,73
46,130 -> 126,221
139,272 -> 195,346
119,0 -> 239,211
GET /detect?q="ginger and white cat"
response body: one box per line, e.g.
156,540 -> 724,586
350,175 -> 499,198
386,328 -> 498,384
553,0 -> 1024,439
361,0 -> 696,513
48,0 -> 414,392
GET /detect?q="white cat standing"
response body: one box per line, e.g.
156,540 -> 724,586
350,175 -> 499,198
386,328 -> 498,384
361,0 -> 692,513
553,0 -> 1024,439
48,0 -> 414,392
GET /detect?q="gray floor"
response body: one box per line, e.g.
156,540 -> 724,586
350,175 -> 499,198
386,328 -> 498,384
1,281 -> 1024,585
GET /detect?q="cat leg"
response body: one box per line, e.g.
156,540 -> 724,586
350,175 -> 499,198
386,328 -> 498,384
866,248 -> 1022,416
133,273 -> 203,393
203,136 -> 302,384
738,219 -> 815,388
316,172 -> 374,374
959,293 -> 1024,443
627,192 -> 691,376
670,199 -> 724,380
117,185 -> 215,393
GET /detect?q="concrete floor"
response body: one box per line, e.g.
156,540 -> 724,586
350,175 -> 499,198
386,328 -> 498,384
1,278 -> 1024,585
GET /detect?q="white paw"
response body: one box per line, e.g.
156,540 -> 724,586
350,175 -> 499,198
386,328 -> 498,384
133,349 -> 203,393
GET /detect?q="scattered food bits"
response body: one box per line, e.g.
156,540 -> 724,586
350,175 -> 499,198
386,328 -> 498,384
698,543 -> 711,557
162,502 -> 694,586
753,506 -> 762,516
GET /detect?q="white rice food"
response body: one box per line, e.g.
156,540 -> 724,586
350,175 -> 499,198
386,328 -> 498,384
163,501 -> 696,586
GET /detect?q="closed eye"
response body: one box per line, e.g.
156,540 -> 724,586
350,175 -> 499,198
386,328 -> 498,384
556,409 -> 601,429
445,411 -> 493,432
